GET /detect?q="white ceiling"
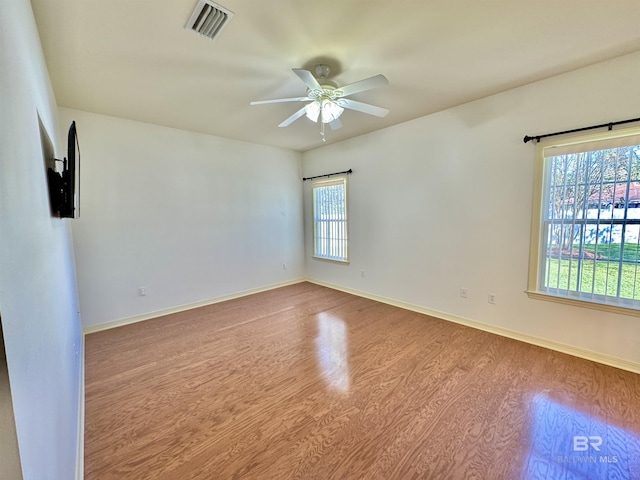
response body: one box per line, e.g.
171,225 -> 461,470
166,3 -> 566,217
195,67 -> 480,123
31,0 -> 640,152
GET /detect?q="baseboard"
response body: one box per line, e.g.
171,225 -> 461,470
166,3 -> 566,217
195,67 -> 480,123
76,333 -> 85,480
307,278 -> 640,375
83,279 -> 306,335
81,276 -> 640,375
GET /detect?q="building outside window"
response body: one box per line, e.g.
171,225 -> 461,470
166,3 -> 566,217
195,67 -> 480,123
528,128 -> 640,314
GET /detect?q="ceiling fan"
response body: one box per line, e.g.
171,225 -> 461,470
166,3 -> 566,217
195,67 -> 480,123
250,64 -> 389,141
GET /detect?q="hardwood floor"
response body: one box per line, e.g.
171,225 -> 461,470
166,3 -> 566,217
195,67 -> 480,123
84,282 -> 640,479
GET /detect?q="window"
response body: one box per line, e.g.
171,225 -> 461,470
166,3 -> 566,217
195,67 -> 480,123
528,128 -> 640,314
312,176 -> 348,262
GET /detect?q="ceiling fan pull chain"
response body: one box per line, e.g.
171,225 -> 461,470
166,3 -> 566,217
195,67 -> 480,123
320,103 -> 326,141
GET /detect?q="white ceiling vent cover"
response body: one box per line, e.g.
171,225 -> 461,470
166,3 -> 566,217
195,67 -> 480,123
186,0 -> 234,40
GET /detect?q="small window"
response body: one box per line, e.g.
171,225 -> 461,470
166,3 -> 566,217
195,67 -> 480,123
312,176 -> 348,262
528,127 -> 640,314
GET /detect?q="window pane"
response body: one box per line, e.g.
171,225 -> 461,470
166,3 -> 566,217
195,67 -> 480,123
312,178 -> 348,262
538,136 -> 640,309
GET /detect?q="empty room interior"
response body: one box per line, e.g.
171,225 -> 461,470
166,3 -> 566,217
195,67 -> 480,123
3,0 -> 640,478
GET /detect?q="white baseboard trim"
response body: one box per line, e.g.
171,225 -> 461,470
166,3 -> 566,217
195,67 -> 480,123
307,279 -> 640,375
76,333 -> 85,480
81,277 -> 640,375
83,279 -> 306,335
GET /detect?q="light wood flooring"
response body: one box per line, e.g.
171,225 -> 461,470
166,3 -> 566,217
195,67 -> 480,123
85,282 -> 640,479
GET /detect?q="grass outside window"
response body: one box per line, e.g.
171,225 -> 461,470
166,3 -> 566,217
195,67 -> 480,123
528,127 -> 640,314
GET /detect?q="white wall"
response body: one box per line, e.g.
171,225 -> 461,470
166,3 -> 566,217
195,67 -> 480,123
63,109 -> 305,329
302,51 -> 640,367
0,1 -> 83,478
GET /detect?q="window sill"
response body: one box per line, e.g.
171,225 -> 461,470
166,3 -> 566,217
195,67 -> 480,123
312,255 -> 350,265
526,290 -> 640,317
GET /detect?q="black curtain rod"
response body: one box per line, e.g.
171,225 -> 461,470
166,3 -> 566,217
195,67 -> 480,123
303,169 -> 353,181
523,116 -> 640,144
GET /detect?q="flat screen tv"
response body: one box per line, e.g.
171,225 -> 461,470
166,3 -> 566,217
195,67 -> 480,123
47,121 -> 79,218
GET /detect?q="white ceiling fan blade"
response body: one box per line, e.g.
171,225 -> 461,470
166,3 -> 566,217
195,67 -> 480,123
329,118 -> 342,130
278,106 -> 308,127
292,68 -> 322,92
250,97 -> 309,105
338,99 -> 389,117
337,74 -> 389,98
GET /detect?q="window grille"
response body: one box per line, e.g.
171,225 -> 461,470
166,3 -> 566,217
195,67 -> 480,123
531,129 -> 640,311
312,177 -> 348,262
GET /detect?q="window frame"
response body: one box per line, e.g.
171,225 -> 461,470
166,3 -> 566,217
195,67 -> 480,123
527,126 -> 640,317
311,175 -> 349,264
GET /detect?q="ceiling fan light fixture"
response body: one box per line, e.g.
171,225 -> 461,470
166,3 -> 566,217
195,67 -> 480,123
321,99 -> 344,123
305,99 -> 344,124
305,101 -> 321,122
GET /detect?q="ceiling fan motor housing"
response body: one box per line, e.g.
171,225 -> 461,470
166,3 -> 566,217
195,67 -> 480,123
307,83 -> 341,101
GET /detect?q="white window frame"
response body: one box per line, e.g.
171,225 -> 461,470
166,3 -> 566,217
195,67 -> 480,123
312,176 -> 349,263
527,126 -> 640,316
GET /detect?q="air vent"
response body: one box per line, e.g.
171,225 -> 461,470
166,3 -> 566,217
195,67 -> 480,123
186,0 -> 234,40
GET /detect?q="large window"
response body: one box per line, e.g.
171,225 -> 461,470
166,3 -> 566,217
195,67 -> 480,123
312,176 -> 348,262
528,128 -> 640,314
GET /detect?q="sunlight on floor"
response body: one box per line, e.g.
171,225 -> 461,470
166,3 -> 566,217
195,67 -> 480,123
314,312 -> 350,394
524,393 -> 640,479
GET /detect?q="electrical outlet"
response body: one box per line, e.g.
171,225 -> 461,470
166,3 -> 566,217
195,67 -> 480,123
460,288 -> 468,298
488,293 -> 496,304
138,287 -> 147,297
282,263 -> 287,270
361,269 -> 365,278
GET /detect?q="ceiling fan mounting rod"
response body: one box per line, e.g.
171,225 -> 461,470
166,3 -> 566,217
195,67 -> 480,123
315,64 -> 331,79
